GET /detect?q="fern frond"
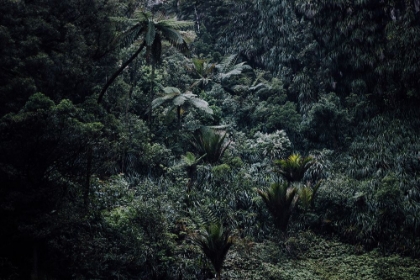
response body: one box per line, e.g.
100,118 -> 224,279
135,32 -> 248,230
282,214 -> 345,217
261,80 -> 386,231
162,86 -> 181,95
145,20 -> 156,46
151,93 -> 179,109
218,54 -> 238,71
113,24 -> 146,49
157,19 -> 195,29
157,25 -> 186,45
109,16 -> 139,24
188,98 -> 213,114
132,10 -> 152,21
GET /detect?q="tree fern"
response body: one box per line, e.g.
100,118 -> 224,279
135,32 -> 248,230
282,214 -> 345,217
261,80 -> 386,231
98,11 -> 194,103
152,87 -> 213,126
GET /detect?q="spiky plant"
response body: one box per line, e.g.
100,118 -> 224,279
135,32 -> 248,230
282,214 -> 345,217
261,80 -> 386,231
257,182 -> 298,232
298,180 -> 322,212
274,154 -> 314,184
192,127 -> 231,164
191,222 -> 234,280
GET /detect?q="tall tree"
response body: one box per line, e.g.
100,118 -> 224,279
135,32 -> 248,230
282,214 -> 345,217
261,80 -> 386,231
97,11 -> 195,104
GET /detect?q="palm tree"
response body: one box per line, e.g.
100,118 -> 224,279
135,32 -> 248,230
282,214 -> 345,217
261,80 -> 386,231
257,182 -> 298,232
191,222 -> 234,280
274,154 -> 314,184
97,11 -> 195,104
192,126 -> 231,164
151,86 -> 213,126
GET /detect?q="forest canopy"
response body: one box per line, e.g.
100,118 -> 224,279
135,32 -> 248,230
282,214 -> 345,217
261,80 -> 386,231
1,0 -> 420,279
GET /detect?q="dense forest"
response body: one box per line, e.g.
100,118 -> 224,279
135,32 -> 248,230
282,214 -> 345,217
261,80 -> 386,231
1,0 -> 420,279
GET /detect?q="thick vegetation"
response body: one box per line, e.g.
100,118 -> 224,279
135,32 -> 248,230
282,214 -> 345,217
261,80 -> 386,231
1,0 -> 420,279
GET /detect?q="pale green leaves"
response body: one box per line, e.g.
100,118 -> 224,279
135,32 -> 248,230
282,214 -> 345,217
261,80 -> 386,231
152,87 -> 213,124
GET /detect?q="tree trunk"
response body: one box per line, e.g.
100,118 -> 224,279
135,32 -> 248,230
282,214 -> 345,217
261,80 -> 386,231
84,146 -> 93,210
98,41 -> 146,104
31,244 -> 38,280
148,62 -> 156,126
177,105 -> 181,127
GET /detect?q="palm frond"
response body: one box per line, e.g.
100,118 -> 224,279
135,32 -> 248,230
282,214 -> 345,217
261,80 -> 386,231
192,127 -> 230,164
218,62 -> 251,81
299,186 -> 313,211
274,154 -> 314,183
258,182 -> 298,231
172,94 -> 188,106
217,54 -> 238,71
151,92 -> 179,109
132,10 -> 152,21
188,97 -> 213,114
145,20 -> 156,46
109,16 -> 139,24
190,222 -> 233,279
192,58 -> 206,74
182,151 -> 206,167
157,25 -> 186,45
157,19 -> 195,29
112,24 -> 146,49
162,86 -> 181,95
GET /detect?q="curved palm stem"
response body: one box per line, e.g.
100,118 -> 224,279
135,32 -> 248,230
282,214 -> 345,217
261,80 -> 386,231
98,41 -> 146,104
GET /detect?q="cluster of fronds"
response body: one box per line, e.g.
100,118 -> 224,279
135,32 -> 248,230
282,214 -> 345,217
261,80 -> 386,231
190,222 -> 234,280
275,154 -> 314,183
192,127 -> 231,164
257,182 -> 298,232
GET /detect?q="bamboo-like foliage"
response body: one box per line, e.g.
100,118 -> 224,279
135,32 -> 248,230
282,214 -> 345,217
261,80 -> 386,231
257,182 -> 298,232
190,222 -> 233,280
274,154 -> 314,184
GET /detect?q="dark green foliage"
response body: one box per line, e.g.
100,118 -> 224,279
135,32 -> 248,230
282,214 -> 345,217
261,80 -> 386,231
301,93 -> 352,149
258,183 -> 298,232
274,154 -> 314,184
152,86 -> 213,126
0,0 -> 117,115
192,126 -> 231,164
2,0 -> 420,278
190,222 -> 233,280
98,11 -> 195,103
